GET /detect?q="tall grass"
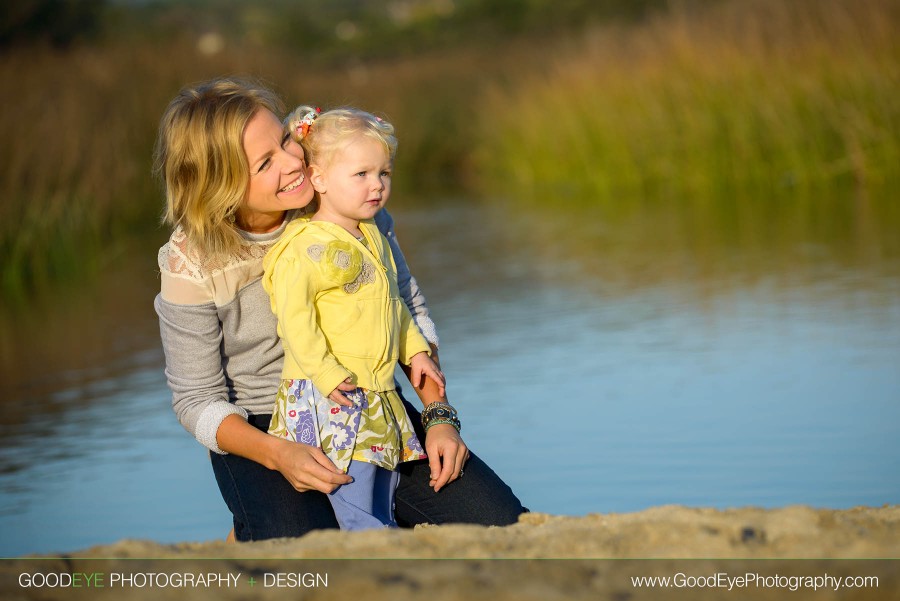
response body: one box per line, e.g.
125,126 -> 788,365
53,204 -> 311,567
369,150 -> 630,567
2,0 -> 898,304
0,33 -> 518,304
473,0 -> 900,204
0,44 -> 177,302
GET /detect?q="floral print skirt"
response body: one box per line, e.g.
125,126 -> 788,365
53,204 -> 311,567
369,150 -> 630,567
268,379 -> 426,472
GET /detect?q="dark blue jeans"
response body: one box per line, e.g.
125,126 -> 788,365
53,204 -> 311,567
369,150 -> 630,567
210,395 -> 525,541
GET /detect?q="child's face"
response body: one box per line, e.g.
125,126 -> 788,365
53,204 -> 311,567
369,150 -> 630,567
240,109 -> 313,230
311,136 -> 392,227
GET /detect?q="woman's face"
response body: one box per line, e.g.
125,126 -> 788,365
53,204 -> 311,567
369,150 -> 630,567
239,109 -> 314,233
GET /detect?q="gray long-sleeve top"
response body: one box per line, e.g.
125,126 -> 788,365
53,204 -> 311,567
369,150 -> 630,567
154,209 -> 438,454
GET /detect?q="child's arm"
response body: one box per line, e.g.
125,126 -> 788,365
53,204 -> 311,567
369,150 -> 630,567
268,254 -> 355,407
397,294 -> 445,395
408,351 -> 445,398
327,377 -> 357,406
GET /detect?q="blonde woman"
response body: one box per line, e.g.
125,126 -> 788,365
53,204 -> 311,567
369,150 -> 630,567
153,77 -> 524,540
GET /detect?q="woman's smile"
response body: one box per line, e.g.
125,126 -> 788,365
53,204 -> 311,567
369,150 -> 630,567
280,174 -> 306,193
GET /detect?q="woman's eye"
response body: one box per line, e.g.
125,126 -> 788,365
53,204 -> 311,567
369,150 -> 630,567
256,159 -> 271,174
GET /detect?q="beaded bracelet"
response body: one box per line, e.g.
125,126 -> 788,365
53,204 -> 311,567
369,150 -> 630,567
425,417 -> 461,433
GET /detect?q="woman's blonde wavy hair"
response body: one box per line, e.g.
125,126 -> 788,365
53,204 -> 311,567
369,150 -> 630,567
153,77 -> 284,260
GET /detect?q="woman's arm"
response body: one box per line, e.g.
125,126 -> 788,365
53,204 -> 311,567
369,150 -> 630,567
375,210 -> 465,489
400,362 -> 468,492
155,294 -> 351,492
375,208 -> 440,347
216,414 -> 351,492
155,294 -> 248,453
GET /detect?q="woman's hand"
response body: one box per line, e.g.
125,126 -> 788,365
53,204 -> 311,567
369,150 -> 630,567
425,423 -> 469,492
216,414 -> 351,494
327,377 -> 357,407
408,351 -> 446,398
271,437 -> 353,493
399,351 -> 465,490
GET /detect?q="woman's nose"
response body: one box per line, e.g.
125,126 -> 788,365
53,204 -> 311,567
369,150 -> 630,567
280,150 -> 303,172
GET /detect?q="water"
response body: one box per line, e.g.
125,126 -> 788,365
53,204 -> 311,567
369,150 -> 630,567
1,196 -> 898,557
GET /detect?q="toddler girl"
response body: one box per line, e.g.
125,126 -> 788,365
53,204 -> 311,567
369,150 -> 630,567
262,105 -> 449,530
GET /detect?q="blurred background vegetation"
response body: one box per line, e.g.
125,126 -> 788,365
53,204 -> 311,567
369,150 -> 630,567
1,0 -> 898,304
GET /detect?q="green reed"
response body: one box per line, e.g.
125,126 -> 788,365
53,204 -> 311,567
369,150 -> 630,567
0,28 -> 526,304
472,0 -> 900,206
0,44 -> 166,303
3,0 -> 898,304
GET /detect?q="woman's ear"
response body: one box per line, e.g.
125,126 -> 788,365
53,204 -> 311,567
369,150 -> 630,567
309,164 -> 327,194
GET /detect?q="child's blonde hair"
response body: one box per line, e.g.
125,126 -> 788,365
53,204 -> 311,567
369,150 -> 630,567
153,77 -> 284,259
286,105 -> 397,169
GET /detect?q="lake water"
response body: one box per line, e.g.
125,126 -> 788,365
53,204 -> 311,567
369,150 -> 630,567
1,196 -> 898,557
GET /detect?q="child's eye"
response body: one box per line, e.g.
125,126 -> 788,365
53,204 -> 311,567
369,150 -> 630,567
380,170 -> 392,178
355,171 -> 367,177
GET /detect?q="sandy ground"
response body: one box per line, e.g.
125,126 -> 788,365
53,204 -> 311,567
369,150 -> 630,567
3,505 -> 898,600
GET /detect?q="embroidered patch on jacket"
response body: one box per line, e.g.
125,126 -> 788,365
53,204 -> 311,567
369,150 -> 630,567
306,240 -> 375,293
343,261 -> 376,294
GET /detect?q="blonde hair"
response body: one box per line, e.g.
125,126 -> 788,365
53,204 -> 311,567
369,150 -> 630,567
153,77 -> 284,260
286,105 -> 397,169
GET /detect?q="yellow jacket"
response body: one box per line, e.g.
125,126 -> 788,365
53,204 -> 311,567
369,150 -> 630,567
262,217 -> 431,396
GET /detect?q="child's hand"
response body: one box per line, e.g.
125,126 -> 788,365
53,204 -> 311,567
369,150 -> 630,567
327,377 -> 357,407
409,352 -> 445,398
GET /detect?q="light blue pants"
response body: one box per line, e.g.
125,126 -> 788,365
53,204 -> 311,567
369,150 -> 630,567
329,461 -> 400,530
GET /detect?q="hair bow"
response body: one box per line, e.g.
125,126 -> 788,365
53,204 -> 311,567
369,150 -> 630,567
289,106 -> 321,140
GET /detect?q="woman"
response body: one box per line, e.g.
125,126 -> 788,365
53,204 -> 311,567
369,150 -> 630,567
153,76 -> 524,540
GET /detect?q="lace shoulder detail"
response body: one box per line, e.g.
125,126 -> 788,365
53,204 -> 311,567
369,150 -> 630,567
157,226 -> 274,282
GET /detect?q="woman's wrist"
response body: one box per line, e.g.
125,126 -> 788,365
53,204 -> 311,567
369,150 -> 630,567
423,422 -> 462,440
260,433 -> 290,472
428,344 -> 440,367
216,414 -> 284,471
421,401 -> 461,433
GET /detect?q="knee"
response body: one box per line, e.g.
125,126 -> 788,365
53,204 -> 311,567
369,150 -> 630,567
477,492 -> 526,526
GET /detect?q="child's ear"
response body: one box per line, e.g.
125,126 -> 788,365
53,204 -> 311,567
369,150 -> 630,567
309,164 -> 327,194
